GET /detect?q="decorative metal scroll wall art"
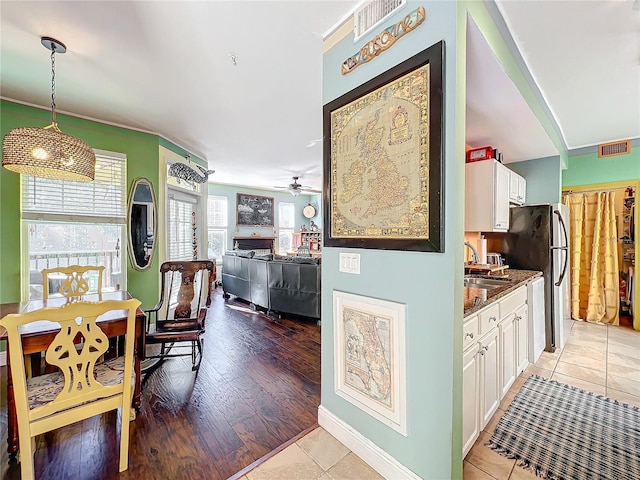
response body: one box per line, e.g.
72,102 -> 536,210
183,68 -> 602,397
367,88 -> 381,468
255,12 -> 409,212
342,6 -> 425,75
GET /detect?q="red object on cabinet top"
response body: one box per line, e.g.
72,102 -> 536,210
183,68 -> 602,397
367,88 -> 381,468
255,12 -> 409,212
466,146 -> 494,163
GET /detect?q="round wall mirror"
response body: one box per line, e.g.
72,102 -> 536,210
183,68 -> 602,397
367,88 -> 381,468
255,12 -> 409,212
128,178 -> 157,271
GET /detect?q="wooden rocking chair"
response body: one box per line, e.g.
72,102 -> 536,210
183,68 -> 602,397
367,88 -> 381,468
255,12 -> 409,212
143,260 -> 215,372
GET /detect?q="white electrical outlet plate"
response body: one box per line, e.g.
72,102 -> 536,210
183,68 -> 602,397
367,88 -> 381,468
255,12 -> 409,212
339,253 -> 361,274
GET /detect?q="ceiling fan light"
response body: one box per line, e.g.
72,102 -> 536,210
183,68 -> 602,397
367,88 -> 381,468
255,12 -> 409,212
290,188 -> 301,197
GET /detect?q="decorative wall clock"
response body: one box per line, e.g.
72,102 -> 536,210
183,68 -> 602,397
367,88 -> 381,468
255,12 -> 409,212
303,203 -> 317,219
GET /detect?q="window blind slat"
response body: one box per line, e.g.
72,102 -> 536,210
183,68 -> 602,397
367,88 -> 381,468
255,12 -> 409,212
22,154 -> 126,221
168,197 -> 195,261
207,196 -> 228,227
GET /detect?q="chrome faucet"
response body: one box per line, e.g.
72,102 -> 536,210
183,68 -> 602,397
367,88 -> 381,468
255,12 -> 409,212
464,242 -> 479,264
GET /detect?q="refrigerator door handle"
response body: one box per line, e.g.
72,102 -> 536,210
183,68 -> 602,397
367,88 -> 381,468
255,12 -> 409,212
553,209 -> 569,287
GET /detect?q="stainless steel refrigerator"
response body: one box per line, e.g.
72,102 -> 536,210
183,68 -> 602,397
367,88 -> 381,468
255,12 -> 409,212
485,203 -> 570,352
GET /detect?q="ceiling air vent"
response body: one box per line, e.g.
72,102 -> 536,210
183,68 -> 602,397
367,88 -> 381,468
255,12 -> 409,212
354,0 -> 406,42
598,140 -> 631,158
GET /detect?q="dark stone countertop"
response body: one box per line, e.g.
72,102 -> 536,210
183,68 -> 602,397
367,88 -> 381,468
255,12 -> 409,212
464,269 -> 542,316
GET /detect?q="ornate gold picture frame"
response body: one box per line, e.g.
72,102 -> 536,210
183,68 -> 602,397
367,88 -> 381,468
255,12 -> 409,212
323,41 -> 444,252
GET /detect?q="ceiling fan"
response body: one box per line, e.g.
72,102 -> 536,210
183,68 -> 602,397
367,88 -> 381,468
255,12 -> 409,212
274,176 -> 317,197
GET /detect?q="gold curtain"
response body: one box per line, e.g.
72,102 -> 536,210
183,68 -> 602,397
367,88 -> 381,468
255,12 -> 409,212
564,192 -> 619,325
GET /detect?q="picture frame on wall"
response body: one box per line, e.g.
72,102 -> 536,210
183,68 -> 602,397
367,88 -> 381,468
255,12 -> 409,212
236,193 -> 274,227
333,290 -> 407,435
323,41 -> 444,252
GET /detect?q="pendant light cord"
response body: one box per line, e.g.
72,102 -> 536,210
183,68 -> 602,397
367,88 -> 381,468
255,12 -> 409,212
50,48 -> 57,125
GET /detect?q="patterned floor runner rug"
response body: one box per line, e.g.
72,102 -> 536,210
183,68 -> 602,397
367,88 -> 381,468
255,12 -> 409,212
488,375 -> 640,480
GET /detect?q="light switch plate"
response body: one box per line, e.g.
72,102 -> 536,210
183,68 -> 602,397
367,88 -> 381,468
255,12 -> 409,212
339,253 -> 361,274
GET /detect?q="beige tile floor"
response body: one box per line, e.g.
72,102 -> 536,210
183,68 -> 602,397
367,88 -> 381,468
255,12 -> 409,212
240,319 -> 639,480
239,426 -> 384,480
464,319 -> 640,480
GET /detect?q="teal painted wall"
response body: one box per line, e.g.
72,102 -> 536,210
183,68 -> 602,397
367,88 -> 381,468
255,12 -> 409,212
562,149 -> 640,187
322,2 -> 463,478
207,183 -> 320,253
0,100 -> 170,311
509,156 -> 562,203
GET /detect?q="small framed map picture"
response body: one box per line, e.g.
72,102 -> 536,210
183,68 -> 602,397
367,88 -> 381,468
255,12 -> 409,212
333,290 -> 407,436
323,41 -> 444,252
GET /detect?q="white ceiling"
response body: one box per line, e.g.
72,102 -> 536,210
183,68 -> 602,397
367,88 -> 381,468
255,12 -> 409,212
1,1 -> 638,192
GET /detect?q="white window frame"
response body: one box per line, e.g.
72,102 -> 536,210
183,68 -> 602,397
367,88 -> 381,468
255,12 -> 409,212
278,201 -> 295,254
207,195 -> 228,263
21,149 -> 128,300
167,188 -> 201,261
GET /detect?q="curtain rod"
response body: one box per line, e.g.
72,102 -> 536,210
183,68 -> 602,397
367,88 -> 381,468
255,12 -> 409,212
563,185 -> 634,195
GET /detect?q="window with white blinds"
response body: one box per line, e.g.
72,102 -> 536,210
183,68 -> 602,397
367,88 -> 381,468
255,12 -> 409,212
278,202 -> 295,254
23,151 -> 127,300
207,195 -> 227,261
22,153 -> 127,223
168,194 -> 197,261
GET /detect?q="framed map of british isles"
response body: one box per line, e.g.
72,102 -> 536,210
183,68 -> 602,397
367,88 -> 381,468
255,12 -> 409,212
323,41 -> 444,252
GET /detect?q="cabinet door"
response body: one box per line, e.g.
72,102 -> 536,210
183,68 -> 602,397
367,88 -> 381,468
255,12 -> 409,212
462,345 -> 480,457
509,171 -> 520,203
480,328 -> 500,428
517,176 -> 527,204
493,163 -> 510,230
515,304 -> 529,374
499,316 -> 516,398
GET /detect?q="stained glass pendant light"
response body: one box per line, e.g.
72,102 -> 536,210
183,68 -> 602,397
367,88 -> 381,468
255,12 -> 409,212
2,37 -> 95,182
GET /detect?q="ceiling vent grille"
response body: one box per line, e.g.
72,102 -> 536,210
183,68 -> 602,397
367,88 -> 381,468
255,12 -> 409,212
598,140 -> 631,158
354,0 -> 406,42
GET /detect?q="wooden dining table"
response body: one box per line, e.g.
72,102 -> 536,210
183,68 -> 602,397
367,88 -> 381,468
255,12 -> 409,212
0,291 -> 146,462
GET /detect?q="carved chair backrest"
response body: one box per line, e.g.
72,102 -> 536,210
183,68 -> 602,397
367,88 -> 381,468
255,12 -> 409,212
158,261 -> 215,321
0,298 -> 140,423
42,265 -> 106,299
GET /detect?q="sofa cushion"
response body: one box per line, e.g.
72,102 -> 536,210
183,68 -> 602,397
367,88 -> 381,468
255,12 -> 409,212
253,253 -> 273,261
273,255 -> 321,265
227,250 -> 255,258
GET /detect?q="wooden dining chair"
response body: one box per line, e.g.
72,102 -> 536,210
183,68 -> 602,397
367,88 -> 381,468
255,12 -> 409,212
0,298 -> 141,479
143,260 -> 215,372
41,265 -> 106,299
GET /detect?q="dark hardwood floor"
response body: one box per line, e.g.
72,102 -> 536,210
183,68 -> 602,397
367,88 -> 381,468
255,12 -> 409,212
0,287 -> 321,479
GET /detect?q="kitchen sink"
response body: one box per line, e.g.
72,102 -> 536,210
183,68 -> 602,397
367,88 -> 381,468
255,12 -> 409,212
463,276 -> 513,290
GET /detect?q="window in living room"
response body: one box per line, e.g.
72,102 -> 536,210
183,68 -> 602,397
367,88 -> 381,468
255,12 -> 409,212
207,195 -> 228,262
278,201 -> 295,254
167,190 -> 199,261
22,150 -> 127,300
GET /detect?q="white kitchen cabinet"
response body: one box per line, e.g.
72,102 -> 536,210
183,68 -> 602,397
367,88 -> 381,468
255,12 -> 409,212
499,315 -> 516,398
479,327 -> 500,428
465,159 -> 510,232
462,344 -> 480,457
508,170 -> 527,205
497,286 -> 528,397
515,303 -> 529,374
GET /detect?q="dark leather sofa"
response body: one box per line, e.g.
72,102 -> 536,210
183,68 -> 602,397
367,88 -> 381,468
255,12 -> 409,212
222,251 -> 321,318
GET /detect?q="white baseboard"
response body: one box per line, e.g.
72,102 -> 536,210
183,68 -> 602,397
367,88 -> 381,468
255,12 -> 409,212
318,405 -> 421,480
0,351 -> 6,367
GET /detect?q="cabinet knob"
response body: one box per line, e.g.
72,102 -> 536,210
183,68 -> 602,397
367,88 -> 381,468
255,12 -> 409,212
465,332 -> 474,339
489,316 -> 496,322
479,349 -> 485,356
515,315 -> 521,322
483,346 -> 489,352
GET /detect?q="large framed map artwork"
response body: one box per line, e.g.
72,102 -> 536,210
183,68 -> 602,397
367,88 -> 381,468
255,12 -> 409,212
333,290 -> 407,435
323,41 -> 444,252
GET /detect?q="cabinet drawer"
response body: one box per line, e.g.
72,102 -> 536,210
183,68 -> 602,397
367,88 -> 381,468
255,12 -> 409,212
463,315 -> 479,350
479,303 -> 500,334
499,286 -> 527,318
